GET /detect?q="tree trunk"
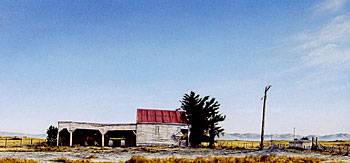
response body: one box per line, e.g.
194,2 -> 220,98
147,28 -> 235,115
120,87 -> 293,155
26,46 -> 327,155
209,130 -> 215,148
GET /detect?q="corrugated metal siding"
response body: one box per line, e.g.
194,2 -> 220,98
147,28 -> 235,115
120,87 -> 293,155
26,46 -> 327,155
155,110 -> 163,123
137,109 -> 187,124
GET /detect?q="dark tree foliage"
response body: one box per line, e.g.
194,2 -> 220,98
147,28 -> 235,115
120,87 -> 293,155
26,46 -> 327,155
46,125 -> 58,146
180,91 -> 208,147
205,98 -> 226,148
180,91 -> 226,148
301,137 -> 309,140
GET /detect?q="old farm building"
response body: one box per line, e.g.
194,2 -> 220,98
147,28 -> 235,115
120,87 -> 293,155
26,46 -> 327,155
289,139 -> 312,150
57,109 -> 189,147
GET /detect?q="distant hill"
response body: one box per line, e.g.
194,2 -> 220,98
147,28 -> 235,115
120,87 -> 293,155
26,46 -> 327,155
0,131 -> 46,139
218,133 -> 350,141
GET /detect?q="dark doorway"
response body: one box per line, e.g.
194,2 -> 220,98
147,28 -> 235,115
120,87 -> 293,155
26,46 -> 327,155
105,130 -> 136,147
72,129 -> 102,146
58,129 -> 70,146
181,129 -> 189,146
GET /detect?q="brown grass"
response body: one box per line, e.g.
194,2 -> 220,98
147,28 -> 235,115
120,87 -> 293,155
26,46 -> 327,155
50,158 -> 113,163
319,140 -> 350,147
203,140 -> 287,149
0,137 -> 45,147
123,156 -> 327,163
0,146 -> 115,152
211,140 -> 350,149
0,158 -> 39,163
0,156 -> 335,163
87,155 -> 99,159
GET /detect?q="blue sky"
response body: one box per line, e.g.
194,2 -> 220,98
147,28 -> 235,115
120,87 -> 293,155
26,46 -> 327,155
0,0 -> 349,135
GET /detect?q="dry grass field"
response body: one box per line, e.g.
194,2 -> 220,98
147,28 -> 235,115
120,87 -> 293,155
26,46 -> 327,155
1,136 -> 348,149
0,137 -> 45,147
1,137 -> 349,162
319,140 -> 350,147
123,156 -> 328,163
0,158 -> 39,163
0,156 -> 330,163
1,146 -> 349,162
203,140 -> 350,149
202,140 -> 288,149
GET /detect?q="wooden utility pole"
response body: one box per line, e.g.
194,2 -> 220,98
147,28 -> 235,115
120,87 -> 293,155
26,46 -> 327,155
260,85 -> 271,150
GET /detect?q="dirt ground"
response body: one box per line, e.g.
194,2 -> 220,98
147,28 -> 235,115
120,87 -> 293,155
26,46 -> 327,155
0,147 -> 349,162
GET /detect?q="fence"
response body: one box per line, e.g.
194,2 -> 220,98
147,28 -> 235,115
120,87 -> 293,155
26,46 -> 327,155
0,138 -> 46,148
316,142 -> 349,155
201,140 -> 288,149
323,146 -> 350,154
213,139 -> 350,155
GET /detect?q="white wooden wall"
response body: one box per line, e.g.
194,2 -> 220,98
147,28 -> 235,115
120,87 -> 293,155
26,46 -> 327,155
289,141 -> 312,149
136,123 -> 188,146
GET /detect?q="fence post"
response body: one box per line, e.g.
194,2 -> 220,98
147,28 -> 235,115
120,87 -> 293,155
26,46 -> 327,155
20,139 -> 22,147
31,139 -> 33,146
5,138 -> 7,148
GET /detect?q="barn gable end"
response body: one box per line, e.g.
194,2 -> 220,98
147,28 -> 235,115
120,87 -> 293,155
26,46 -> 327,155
136,109 -> 189,147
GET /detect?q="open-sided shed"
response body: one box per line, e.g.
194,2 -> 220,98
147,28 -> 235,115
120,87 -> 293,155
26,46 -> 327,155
57,108 -> 189,147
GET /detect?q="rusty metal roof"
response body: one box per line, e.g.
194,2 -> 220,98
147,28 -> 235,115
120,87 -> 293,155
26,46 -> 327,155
136,109 -> 187,124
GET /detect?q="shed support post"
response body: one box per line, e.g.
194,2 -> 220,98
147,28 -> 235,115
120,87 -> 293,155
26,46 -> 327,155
102,133 -> 105,147
69,130 -> 73,147
99,130 -> 107,148
57,131 -> 60,146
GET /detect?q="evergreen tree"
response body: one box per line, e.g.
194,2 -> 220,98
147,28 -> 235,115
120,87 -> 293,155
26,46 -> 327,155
46,125 -> 58,146
205,98 -> 226,148
180,91 -> 208,147
180,91 -> 225,148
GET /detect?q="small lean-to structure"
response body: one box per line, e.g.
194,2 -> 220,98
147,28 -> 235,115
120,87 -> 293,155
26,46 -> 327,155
57,108 -> 189,147
289,139 -> 312,149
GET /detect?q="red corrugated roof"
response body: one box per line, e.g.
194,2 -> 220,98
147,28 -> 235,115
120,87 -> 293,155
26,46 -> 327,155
137,109 -> 187,124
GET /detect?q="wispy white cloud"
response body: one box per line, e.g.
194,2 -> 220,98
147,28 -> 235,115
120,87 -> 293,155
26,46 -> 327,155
296,71 -> 336,87
283,1 -> 350,90
297,14 -> 350,68
300,15 -> 350,49
302,44 -> 350,67
312,0 -> 349,15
